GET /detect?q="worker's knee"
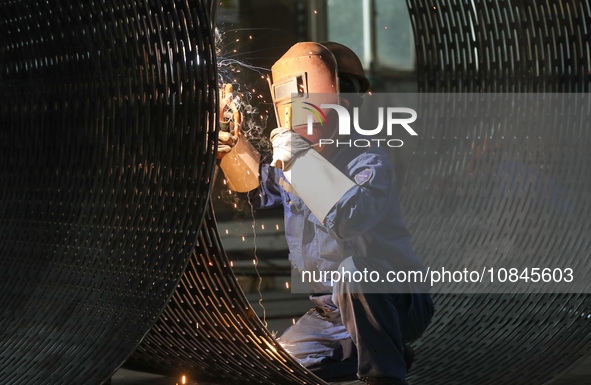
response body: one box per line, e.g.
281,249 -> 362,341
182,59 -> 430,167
332,256 -> 395,297
337,256 -> 358,275
332,256 -> 364,301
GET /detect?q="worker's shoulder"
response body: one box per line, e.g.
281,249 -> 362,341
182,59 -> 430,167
333,144 -> 393,171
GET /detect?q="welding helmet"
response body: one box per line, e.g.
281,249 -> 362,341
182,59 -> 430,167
321,42 -> 370,93
269,42 -> 368,144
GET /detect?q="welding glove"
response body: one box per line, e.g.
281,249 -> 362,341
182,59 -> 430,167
269,127 -> 311,169
270,127 -> 355,223
217,131 -> 237,159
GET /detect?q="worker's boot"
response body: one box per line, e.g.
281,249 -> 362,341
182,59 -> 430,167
403,343 -> 415,372
365,344 -> 414,385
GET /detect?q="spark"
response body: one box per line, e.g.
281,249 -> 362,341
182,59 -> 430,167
217,58 -> 270,77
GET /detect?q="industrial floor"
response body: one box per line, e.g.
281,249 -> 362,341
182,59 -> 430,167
110,368 -> 363,385
110,356 -> 591,385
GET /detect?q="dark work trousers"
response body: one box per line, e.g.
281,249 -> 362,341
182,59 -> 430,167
278,256 -> 434,384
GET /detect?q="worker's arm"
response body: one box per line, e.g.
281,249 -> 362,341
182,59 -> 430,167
322,153 -> 406,240
270,127 -> 353,222
271,128 -> 401,240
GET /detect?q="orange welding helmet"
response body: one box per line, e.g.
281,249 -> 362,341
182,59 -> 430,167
269,42 -> 368,144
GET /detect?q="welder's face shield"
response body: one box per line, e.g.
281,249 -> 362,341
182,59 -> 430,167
270,43 -> 340,144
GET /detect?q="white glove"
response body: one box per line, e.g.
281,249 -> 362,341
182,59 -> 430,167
270,127 -> 311,170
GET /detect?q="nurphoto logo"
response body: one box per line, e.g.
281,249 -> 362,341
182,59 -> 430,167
304,101 -> 418,148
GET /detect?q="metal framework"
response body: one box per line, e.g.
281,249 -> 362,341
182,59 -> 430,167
0,1 -> 217,384
1,1 -> 590,385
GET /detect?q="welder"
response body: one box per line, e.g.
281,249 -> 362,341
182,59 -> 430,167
219,41 -> 434,385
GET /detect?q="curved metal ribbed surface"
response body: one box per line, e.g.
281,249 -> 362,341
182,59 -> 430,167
0,0 -> 217,384
127,203 -> 327,384
411,0 -> 591,92
404,1 -> 591,384
2,1 -> 591,385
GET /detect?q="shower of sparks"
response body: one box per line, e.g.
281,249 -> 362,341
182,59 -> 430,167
215,26 -> 276,328
214,26 -> 273,211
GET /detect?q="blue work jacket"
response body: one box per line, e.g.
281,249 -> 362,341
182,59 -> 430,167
249,145 -> 426,292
